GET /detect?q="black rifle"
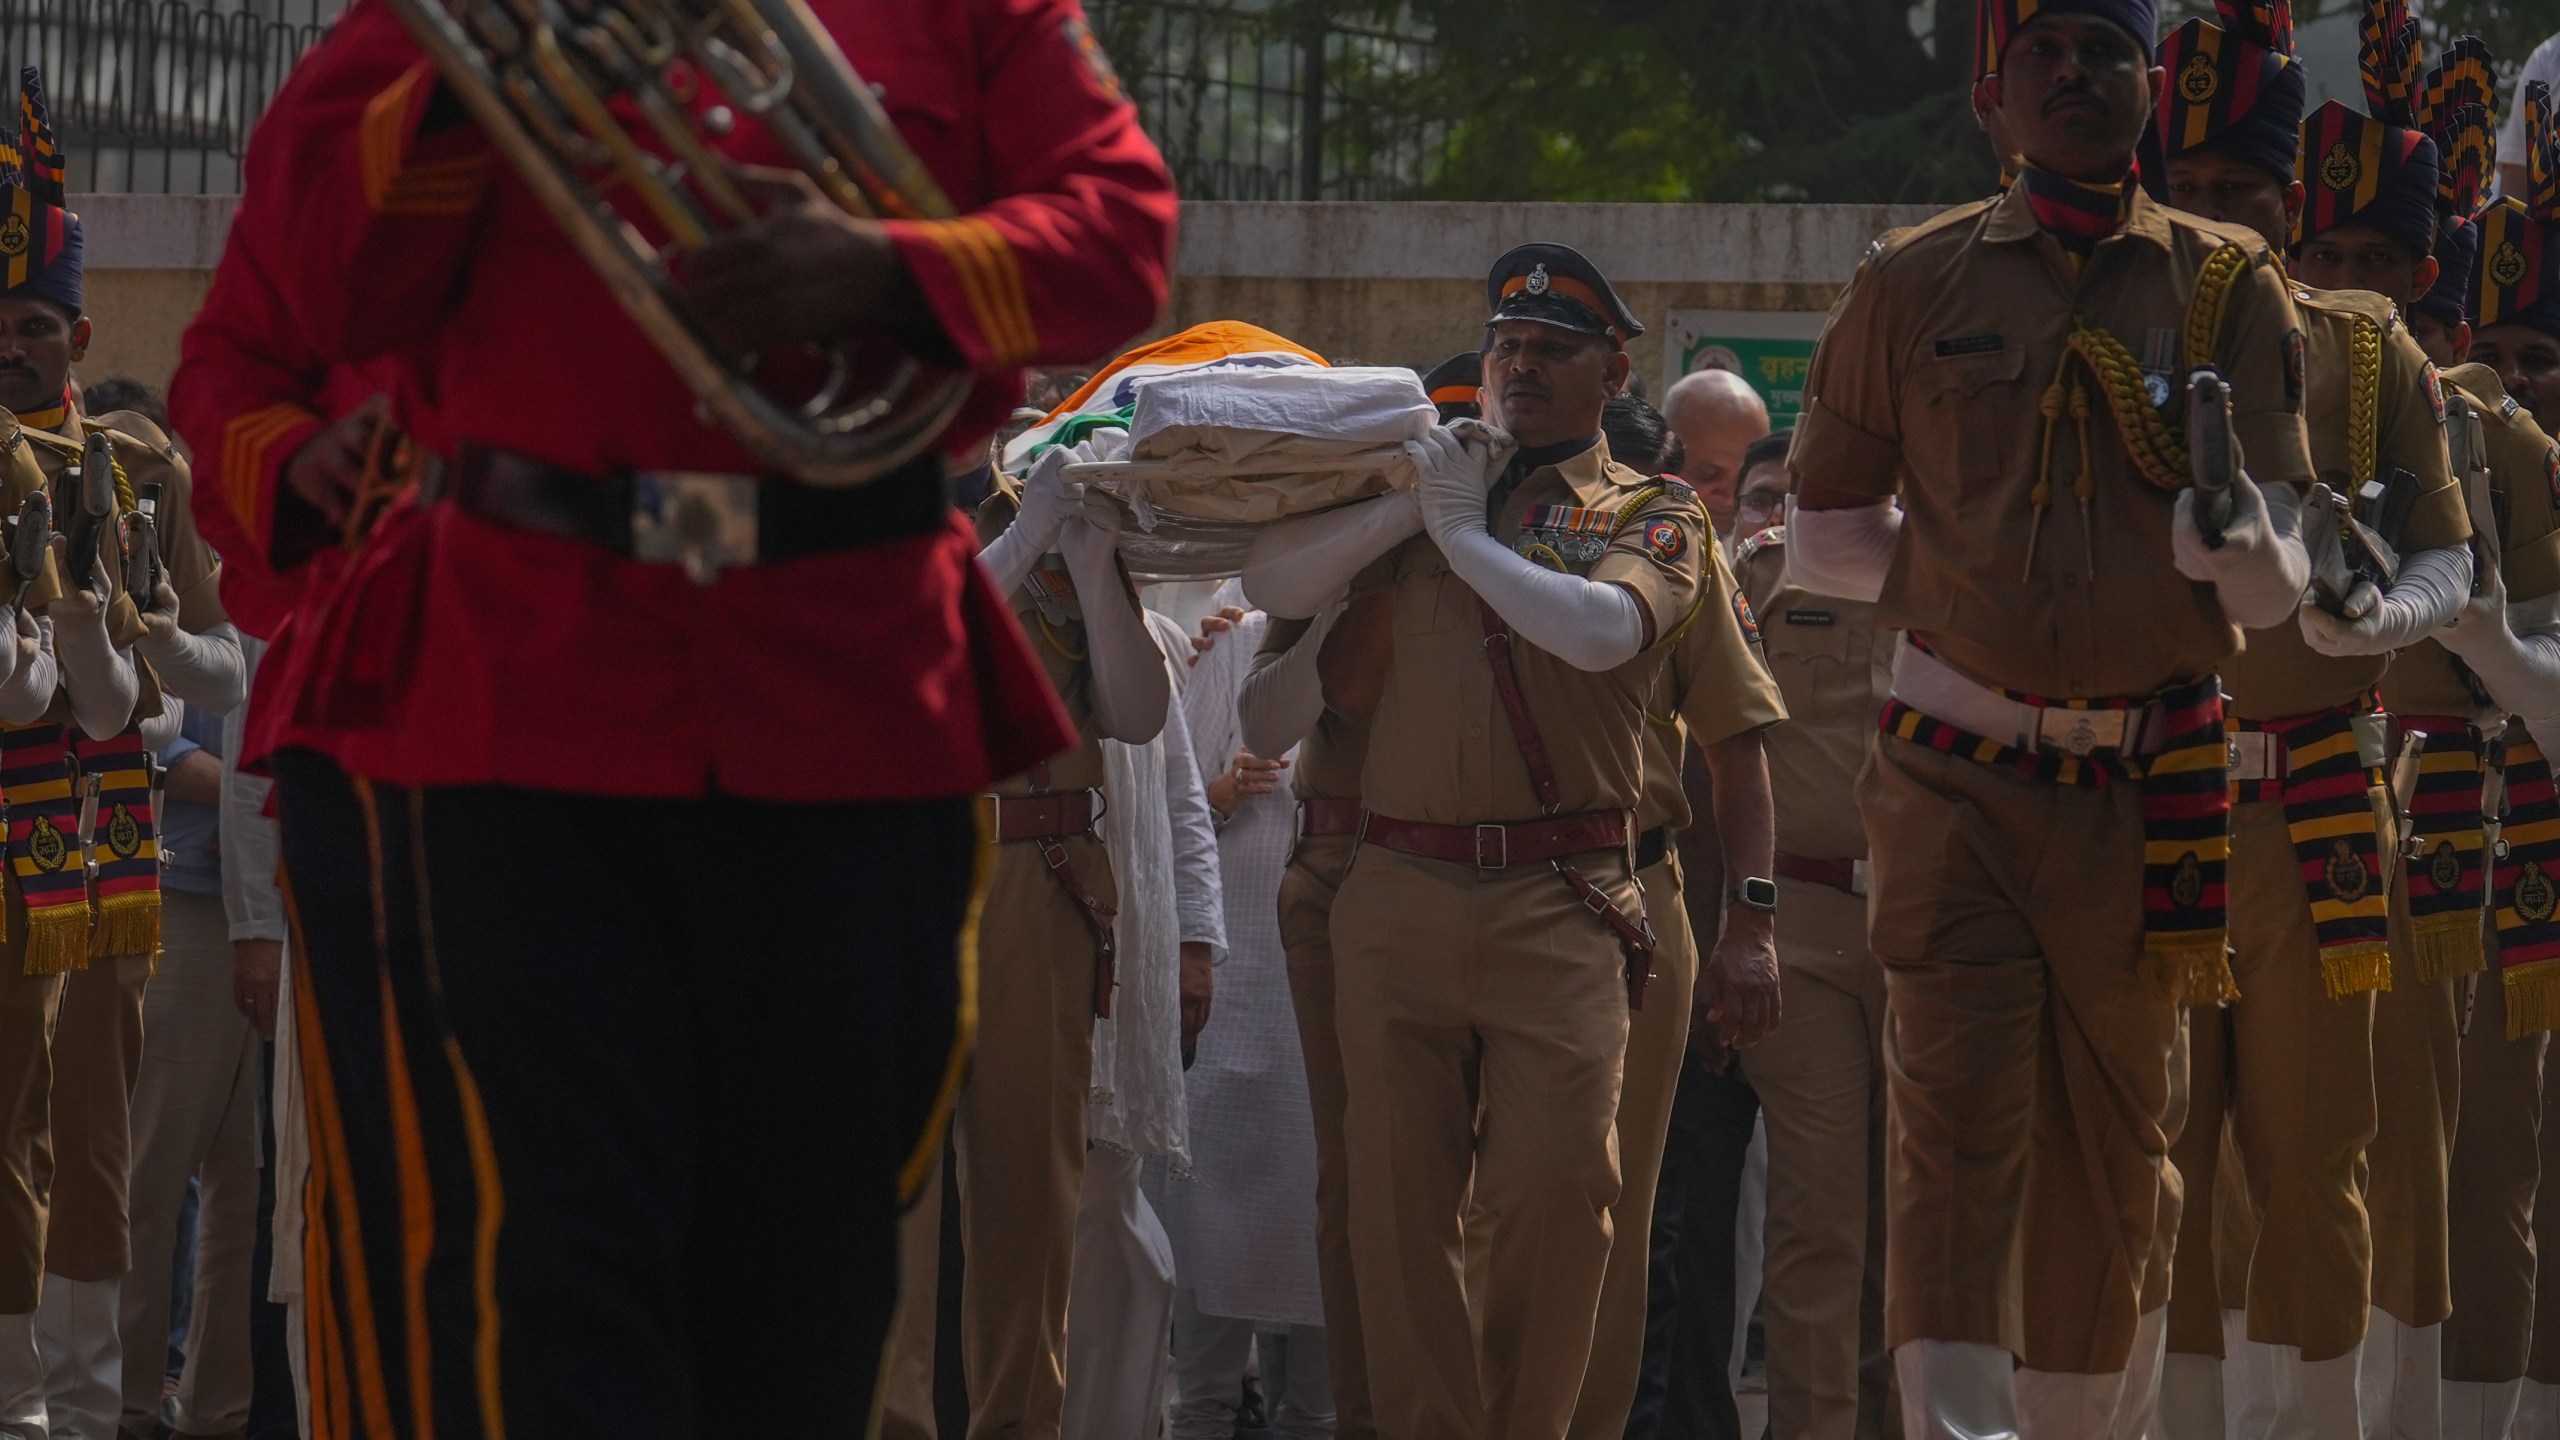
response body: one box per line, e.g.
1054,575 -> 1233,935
5,490 -> 48,612
60,431 -> 114,597
123,480 -> 160,605
2186,370 -> 2237,549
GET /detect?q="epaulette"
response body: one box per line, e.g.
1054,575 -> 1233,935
1732,523 -> 1788,569
1856,199 -> 1998,275
2292,284 -> 2401,328
16,426 -> 79,457
88,412 -> 178,465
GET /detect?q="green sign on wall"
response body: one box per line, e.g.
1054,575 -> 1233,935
1662,310 -> 1827,429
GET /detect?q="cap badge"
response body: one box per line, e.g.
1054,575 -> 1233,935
2320,142 -> 2360,193
2178,54 -> 2219,103
0,215 -> 28,259
1525,264 -> 1551,297
2493,240 -> 2530,288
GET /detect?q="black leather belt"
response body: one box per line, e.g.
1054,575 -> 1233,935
424,444 -> 953,578
1635,824 -> 1669,871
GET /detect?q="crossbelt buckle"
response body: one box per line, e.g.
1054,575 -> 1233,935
1850,859 -> 1869,899
2036,705 -> 2127,757
1475,823 -> 1508,870
632,471 -> 759,585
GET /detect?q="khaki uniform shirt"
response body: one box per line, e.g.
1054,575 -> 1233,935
1259,615 -> 1371,805
2224,291 -> 2464,721
1634,541 -> 1786,833
976,477 -> 1106,793
1357,439 -> 1709,825
1734,526 -> 1892,861
1793,182 -> 2317,699
2381,363 -> 2560,719
21,410 -> 227,725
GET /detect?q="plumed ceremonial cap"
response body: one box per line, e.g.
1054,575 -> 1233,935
0,69 -> 79,314
1978,0 -> 2159,75
2156,2 -> 2307,185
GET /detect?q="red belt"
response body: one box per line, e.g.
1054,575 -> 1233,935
1299,798 -> 1363,838
1775,852 -> 1861,895
1359,809 -> 1630,871
987,789 -> 1101,844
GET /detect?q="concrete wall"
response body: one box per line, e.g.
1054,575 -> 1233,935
69,195 -> 1948,396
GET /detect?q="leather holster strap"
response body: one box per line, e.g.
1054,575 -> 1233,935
1359,809 -> 1631,871
1775,852 -> 1863,895
1299,797 -> 1364,838
988,789 -> 1102,843
1475,598 -> 1658,1009
1030,835 -> 1119,1020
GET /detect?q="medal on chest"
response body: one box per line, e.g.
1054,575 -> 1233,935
1513,502 -> 1614,572
1026,556 -> 1082,628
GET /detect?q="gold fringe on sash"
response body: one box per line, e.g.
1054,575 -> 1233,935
92,889 -> 158,968
19,904 -> 85,974
2509,960 -> 2560,1040
2410,911 -> 2490,982
2321,941 -> 2394,1001
2144,936 -> 2238,1007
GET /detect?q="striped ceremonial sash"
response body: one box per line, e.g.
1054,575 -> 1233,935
2399,720 -> 2490,982
2496,735 -> 2560,1035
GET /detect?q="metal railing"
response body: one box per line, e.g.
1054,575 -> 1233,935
0,0 -> 336,193
0,0 -> 1441,197
1086,0 -> 1447,201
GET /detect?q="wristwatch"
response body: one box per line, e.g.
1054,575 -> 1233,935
1729,877 -> 1780,913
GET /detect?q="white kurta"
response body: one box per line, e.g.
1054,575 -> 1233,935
1152,605 -> 1326,1329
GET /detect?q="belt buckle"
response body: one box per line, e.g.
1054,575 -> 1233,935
632,471 -> 759,585
1475,823 -> 1508,870
1849,859 -> 1869,899
2037,706 -> 2126,757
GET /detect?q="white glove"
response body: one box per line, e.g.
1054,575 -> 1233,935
2442,577 -> 2560,754
2296,544 -> 2473,657
2173,475 -> 2311,630
47,586 -> 137,741
1411,423 -> 1513,545
0,609 -> 48,726
1055,490 -> 1170,746
1438,522 -> 1649,672
1241,489 -> 1425,619
136,579 -> 245,712
1784,496 -> 1901,603
979,440 -> 1101,598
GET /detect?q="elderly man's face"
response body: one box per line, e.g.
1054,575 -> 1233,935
1665,375 -> 1770,534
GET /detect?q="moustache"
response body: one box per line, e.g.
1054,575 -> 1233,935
2044,89 -> 2106,116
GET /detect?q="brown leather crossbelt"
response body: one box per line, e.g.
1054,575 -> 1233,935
988,763 -> 1118,1019
1360,810 -> 1630,870
1299,797 -> 1363,838
1469,598 -> 1659,1009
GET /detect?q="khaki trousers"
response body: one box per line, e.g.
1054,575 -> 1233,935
2167,1005 -> 2231,1359
1860,737 -> 2184,1374
119,892 -> 261,1436
1280,833 -> 1376,1440
44,953 -> 150,1284
0,957 -> 60,1315
1332,842 -> 1632,1440
2444,944 -> 2546,1382
2369,878 -> 2461,1331
1565,851 -> 1699,1440
928,834 -> 1111,1440
2164,799 -> 2379,1362
2531,1055 -> 2560,1386
1740,875 -> 1893,1440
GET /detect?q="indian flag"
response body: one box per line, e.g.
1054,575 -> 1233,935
1002,321 -> 1326,469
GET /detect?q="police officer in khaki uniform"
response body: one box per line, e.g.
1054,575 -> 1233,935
880,451 -> 1169,1440
1789,0 -> 2323,1432
1567,393 -> 1785,1440
0,77 -> 243,1438
2425,79 -> 2560,1432
2147,9 -> 2474,1433
1245,243 -> 1754,1440
1726,431 -> 1900,1440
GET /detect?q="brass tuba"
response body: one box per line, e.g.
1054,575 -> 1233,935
382,0 -> 973,486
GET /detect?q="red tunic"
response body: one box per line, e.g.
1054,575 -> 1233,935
170,0 -> 1173,799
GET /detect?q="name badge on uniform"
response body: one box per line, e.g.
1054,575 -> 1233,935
1784,609 -> 1835,627
1933,334 -> 2004,359
1515,502 -> 1613,571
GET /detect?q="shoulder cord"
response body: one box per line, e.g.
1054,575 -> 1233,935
2021,244 -> 2255,582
